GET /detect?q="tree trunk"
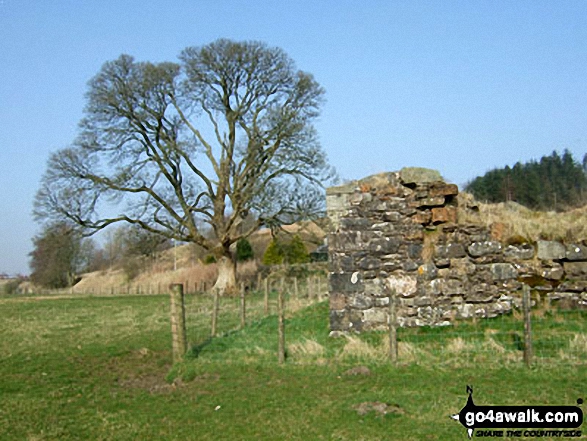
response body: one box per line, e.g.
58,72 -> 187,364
213,254 -> 237,294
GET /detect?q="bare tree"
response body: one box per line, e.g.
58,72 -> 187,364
34,39 -> 334,293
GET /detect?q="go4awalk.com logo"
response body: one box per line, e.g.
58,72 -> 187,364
451,386 -> 583,439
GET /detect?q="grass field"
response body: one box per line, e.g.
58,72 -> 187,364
0,292 -> 585,440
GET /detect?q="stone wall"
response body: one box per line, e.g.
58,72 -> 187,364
327,168 -> 587,333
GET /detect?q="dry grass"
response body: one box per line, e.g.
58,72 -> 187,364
339,336 -> 383,362
568,333 -> 587,354
458,192 -> 587,242
288,338 -> 326,363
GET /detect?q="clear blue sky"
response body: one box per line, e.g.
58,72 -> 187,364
1,0 -> 586,275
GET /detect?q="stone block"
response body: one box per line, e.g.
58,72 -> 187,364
424,279 -> 444,295
417,196 -> 446,208
358,257 -> 381,270
363,307 -> 387,324
382,211 -> 402,222
429,183 -> 458,197
350,294 -> 374,310
444,279 -> 465,295
329,272 -> 363,293
368,237 -> 400,254
566,244 -> 587,261
541,263 -> 564,281
536,240 -> 566,260
403,260 -> 419,272
329,292 -> 347,310
558,280 -> 587,292
435,243 -> 466,259
504,244 -> 535,260
431,206 -> 457,224
328,231 -> 378,252
374,297 -> 390,307
330,254 -> 355,272
340,217 -> 372,230
414,296 -> 433,307
399,167 -> 443,185
417,263 -> 438,280
450,258 -> 477,277
456,303 -> 475,319
412,211 -> 432,224
407,243 -> 423,259
490,263 -> 518,281
363,279 -> 386,297
563,261 -> 587,278
371,222 -> 395,232
329,310 -> 348,331
387,274 -> 418,298
468,241 -> 502,257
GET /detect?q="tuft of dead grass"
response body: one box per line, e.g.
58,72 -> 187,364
568,333 -> 587,354
288,338 -> 325,360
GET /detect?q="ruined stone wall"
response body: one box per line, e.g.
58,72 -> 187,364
327,168 -> 587,333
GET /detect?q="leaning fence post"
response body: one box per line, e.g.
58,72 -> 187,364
278,285 -> 285,364
522,284 -> 533,367
388,288 -> 398,364
211,288 -> 220,338
169,283 -> 187,363
240,282 -> 246,329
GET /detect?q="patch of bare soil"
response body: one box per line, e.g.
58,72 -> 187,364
353,401 -> 405,417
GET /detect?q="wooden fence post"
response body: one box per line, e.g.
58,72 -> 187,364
169,284 -> 187,363
306,276 -> 311,298
211,288 -> 220,338
388,288 -> 398,364
264,278 -> 269,316
240,282 -> 246,329
294,277 -> 298,299
523,284 -> 533,367
278,286 -> 285,364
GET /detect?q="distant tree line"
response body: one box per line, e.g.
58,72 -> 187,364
465,150 -> 587,211
29,223 -> 171,289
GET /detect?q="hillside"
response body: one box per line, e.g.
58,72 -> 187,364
70,220 -> 326,294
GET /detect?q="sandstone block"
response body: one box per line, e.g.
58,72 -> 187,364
429,183 -> 458,197
412,211 -> 432,224
431,206 -> 457,224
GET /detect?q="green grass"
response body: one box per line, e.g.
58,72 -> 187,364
0,293 -> 585,440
